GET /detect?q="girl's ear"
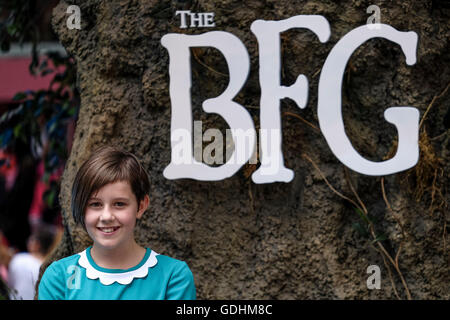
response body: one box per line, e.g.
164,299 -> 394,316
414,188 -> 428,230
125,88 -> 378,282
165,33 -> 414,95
137,195 -> 150,219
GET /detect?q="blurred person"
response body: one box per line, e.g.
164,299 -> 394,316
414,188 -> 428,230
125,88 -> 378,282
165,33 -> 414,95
0,231 -> 13,283
0,231 -> 13,300
0,142 -> 36,252
8,224 -> 55,300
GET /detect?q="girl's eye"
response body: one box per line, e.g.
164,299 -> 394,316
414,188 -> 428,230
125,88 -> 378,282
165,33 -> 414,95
88,202 -> 102,208
115,202 -> 127,207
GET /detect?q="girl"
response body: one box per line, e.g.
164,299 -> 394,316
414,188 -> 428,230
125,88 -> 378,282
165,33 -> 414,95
38,147 -> 196,299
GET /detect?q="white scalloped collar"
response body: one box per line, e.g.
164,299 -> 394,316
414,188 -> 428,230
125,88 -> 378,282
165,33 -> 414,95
77,247 -> 159,285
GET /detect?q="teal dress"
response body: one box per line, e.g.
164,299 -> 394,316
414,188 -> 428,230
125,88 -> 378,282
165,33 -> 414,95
38,247 -> 196,300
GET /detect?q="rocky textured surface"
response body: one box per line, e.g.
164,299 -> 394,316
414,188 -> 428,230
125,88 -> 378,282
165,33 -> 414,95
40,0 -> 449,299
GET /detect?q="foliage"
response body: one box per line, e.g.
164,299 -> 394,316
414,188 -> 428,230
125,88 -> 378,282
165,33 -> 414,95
0,0 -> 79,213
0,54 -> 78,213
0,0 -> 55,71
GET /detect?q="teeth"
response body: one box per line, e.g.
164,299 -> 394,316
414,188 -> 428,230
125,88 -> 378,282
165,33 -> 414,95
99,227 -> 117,233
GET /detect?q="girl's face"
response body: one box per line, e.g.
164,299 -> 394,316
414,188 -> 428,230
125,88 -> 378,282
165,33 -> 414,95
84,180 -> 149,252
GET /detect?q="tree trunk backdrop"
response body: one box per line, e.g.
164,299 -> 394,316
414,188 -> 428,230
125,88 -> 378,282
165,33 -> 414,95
42,0 -> 449,299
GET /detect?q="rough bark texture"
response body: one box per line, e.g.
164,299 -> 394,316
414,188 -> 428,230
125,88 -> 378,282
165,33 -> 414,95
42,0 -> 449,299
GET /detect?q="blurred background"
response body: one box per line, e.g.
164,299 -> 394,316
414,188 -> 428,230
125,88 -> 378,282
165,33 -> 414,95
0,0 -> 78,299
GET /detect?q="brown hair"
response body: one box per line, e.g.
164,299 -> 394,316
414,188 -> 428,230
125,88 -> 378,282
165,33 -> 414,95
29,224 -> 56,256
71,146 -> 150,229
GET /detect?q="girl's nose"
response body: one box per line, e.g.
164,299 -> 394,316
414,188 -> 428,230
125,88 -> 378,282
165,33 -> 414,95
99,207 -> 115,222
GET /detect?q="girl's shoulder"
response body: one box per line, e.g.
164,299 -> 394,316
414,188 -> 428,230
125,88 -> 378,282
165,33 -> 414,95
151,252 -> 196,300
48,251 -> 83,267
42,251 -> 84,277
44,253 -> 80,268
153,252 -> 192,273
153,252 -> 183,266
38,251 -> 86,300
154,252 -> 195,284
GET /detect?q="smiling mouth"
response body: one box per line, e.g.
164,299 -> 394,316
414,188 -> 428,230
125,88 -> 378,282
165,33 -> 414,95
97,227 -> 120,234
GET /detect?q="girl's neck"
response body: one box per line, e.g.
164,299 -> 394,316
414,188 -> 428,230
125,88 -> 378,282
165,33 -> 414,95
90,241 -> 146,270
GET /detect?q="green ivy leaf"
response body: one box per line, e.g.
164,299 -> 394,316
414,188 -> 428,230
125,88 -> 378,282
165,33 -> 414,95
354,207 -> 372,225
372,234 -> 387,244
45,190 -> 55,208
6,24 -> 17,36
13,123 -> 22,138
67,106 -> 76,116
12,92 -> 27,101
352,222 -> 369,238
43,171 -> 51,184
